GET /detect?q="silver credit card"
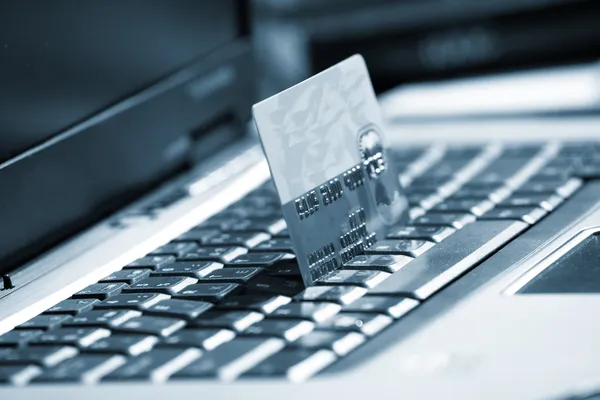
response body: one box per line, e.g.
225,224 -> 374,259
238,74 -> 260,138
253,55 -> 408,286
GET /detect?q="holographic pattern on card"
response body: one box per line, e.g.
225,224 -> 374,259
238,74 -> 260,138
253,55 -> 408,286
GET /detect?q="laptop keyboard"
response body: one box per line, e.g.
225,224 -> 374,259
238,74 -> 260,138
1,140 -> 599,385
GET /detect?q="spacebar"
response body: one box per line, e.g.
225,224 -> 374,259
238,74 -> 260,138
369,220 -> 528,300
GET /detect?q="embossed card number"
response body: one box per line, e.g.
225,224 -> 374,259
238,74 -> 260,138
253,55 -> 408,286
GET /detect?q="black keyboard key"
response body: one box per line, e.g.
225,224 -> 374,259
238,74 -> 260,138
95,293 -> 170,310
344,254 -> 414,273
100,268 -> 151,284
514,177 -> 582,198
343,297 -> 419,318
500,194 -> 563,211
149,242 -> 199,257
243,319 -> 314,342
266,263 -> 302,278
86,335 -> 158,356
245,275 -> 304,297
63,310 -> 141,328
366,239 -> 435,257
0,365 -> 41,385
370,220 -> 527,299
0,346 -> 78,367
197,267 -> 263,284
0,330 -> 43,347
123,276 -> 197,295
387,226 -> 455,243
451,186 -> 512,203
412,212 -> 476,229
160,329 -> 235,351
124,255 -> 175,270
432,199 -> 495,217
30,328 -> 110,347
242,348 -> 336,382
114,316 -> 186,337
72,282 -> 128,300
270,303 -> 341,324
216,295 -> 291,314
179,246 -> 247,263
272,228 -> 289,238
226,252 -> 291,267
500,144 -> 543,158
172,229 -> 219,244
17,314 -> 72,330
151,261 -> 222,278
317,313 -> 393,336
469,157 -> 534,185
191,310 -> 263,332
481,206 -> 547,225
225,218 -> 286,235
144,299 -> 213,320
176,283 -> 242,302
45,299 -> 99,315
205,233 -> 270,248
291,331 -> 365,356
104,348 -> 201,382
251,238 -> 294,252
295,286 -> 367,305
317,270 -> 389,288
33,354 -> 126,383
172,338 -> 284,381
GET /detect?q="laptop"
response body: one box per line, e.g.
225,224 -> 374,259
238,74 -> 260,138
2,2 -> 600,400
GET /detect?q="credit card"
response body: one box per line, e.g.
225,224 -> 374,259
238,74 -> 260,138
253,55 -> 408,286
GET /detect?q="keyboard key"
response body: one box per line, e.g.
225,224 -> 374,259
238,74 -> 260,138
124,255 -> 175,270
33,354 -> 126,384
370,220 -> 527,299
176,283 -> 242,302
172,338 -> 284,381
243,319 -> 314,342
366,239 -> 434,257
294,286 -> 367,305
172,229 -> 219,244
317,269 -> 390,288
387,226 -> 455,243
270,303 -> 341,324
412,213 -> 476,229
481,206 -> 547,225
17,314 -> 72,330
104,348 -> 201,382
500,194 -> 563,211
179,246 -> 247,263
514,177 -> 582,198
114,316 -> 186,337
344,254 -> 413,273
242,349 -> 336,382
251,238 -> 294,252
317,313 -> 392,336
86,335 -> 159,356
291,331 -> 365,356
205,232 -> 270,248
144,299 -> 213,320
197,267 -> 264,284
100,268 -> 151,284
266,263 -> 302,278
432,199 -> 495,217
0,330 -> 43,347
226,252 -> 291,267
63,310 -> 141,328
191,310 -> 264,332
72,282 -> 128,300
30,328 -> 110,347
122,276 -> 197,295
225,218 -> 285,235
45,299 -> 99,315
151,261 -> 223,278
160,329 -> 235,351
150,242 -> 199,257
0,346 -> 78,367
95,293 -> 170,310
217,295 -> 291,314
245,274 -> 304,297
451,186 -> 512,203
343,297 -> 419,319
0,365 -> 41,385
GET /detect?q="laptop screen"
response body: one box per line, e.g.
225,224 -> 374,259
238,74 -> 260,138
0,1 -> 250,279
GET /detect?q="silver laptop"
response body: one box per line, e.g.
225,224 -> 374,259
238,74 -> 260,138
2,2 -> 600,400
